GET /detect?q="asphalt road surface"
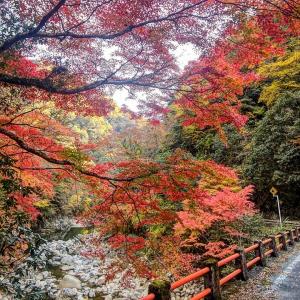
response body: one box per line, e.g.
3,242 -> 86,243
271,250 -> 300,300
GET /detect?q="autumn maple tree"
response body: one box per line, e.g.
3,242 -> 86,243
0,0 -> 299,275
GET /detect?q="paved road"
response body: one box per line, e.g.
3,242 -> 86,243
224,242 -> 300,300
271,250 -> 300,300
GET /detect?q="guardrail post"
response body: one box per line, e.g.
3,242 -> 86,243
234,248 -> 249,281
204,260 -> 222,300
270,235 -> 278,257
288,230 -> 295,246
295,227 -> 300,242
148,279 -> 171,300
280,232 -> 288,251
254,240 -> 266,267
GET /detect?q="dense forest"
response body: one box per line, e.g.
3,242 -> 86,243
0,0 -> 299,299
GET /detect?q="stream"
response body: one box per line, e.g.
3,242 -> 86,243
0,220 -> 200,300
0,221 -> 148,300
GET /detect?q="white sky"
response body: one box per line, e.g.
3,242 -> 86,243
112,43 -> 199,111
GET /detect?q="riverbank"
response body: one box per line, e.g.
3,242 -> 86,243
0,232 -> 148,300
0,218 -> 227,300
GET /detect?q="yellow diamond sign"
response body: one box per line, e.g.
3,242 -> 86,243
270,186 -> 278,196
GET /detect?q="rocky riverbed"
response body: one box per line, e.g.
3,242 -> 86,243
0,221 -> 202,300
0,233 -> 149,300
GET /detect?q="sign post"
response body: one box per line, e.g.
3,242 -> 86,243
270,187 -> 282,228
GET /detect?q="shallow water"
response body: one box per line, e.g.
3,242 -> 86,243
46,264 -> 64,279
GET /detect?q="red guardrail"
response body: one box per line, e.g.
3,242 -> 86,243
190,288 -> 211,300
220,268 -> 241,286
262,238 -> 272,245
217,252 -> 240,267
140,225 -> 300,300
171,267 -> 210,290
244,243 -> 259,253
141,294 -> 155,300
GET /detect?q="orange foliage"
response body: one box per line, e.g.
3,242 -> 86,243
0,0 -> 299,276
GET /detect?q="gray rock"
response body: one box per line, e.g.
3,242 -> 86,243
92,261 -> 100,267
89,269 -> 100,276
95,286 -> 104,293
61,265 -> 73,271
52,250 -> 62,257
61,255 -> 74,265
62,287 -> 78,297
40,253 -> 47,260
35,280 -> 46,288
52,256 -> 61,261
50,260 -> 61,266
82,289 -> 89,296
42,271 -> 49,277
67,270 -> 76,276
88,278 -> 98,286
3,230 -> 152,300
78,274 -> 90,282
48,291 -> 58,299
59,275 -> 81,289
88,290 -> 96,297
97,276 -> 106,285
36,273 -> 44,281
46,278 -> 56,285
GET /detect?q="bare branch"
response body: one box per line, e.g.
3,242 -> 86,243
0,0 -> 67,53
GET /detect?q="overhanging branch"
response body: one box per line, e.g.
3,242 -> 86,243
0,0 -> 67,53
0,126 -> 157,182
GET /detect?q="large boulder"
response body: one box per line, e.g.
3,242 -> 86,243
59,275 -> 81,289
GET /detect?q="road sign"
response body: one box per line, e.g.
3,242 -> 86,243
270,186 -> 278,196
269,187 -> 282,227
